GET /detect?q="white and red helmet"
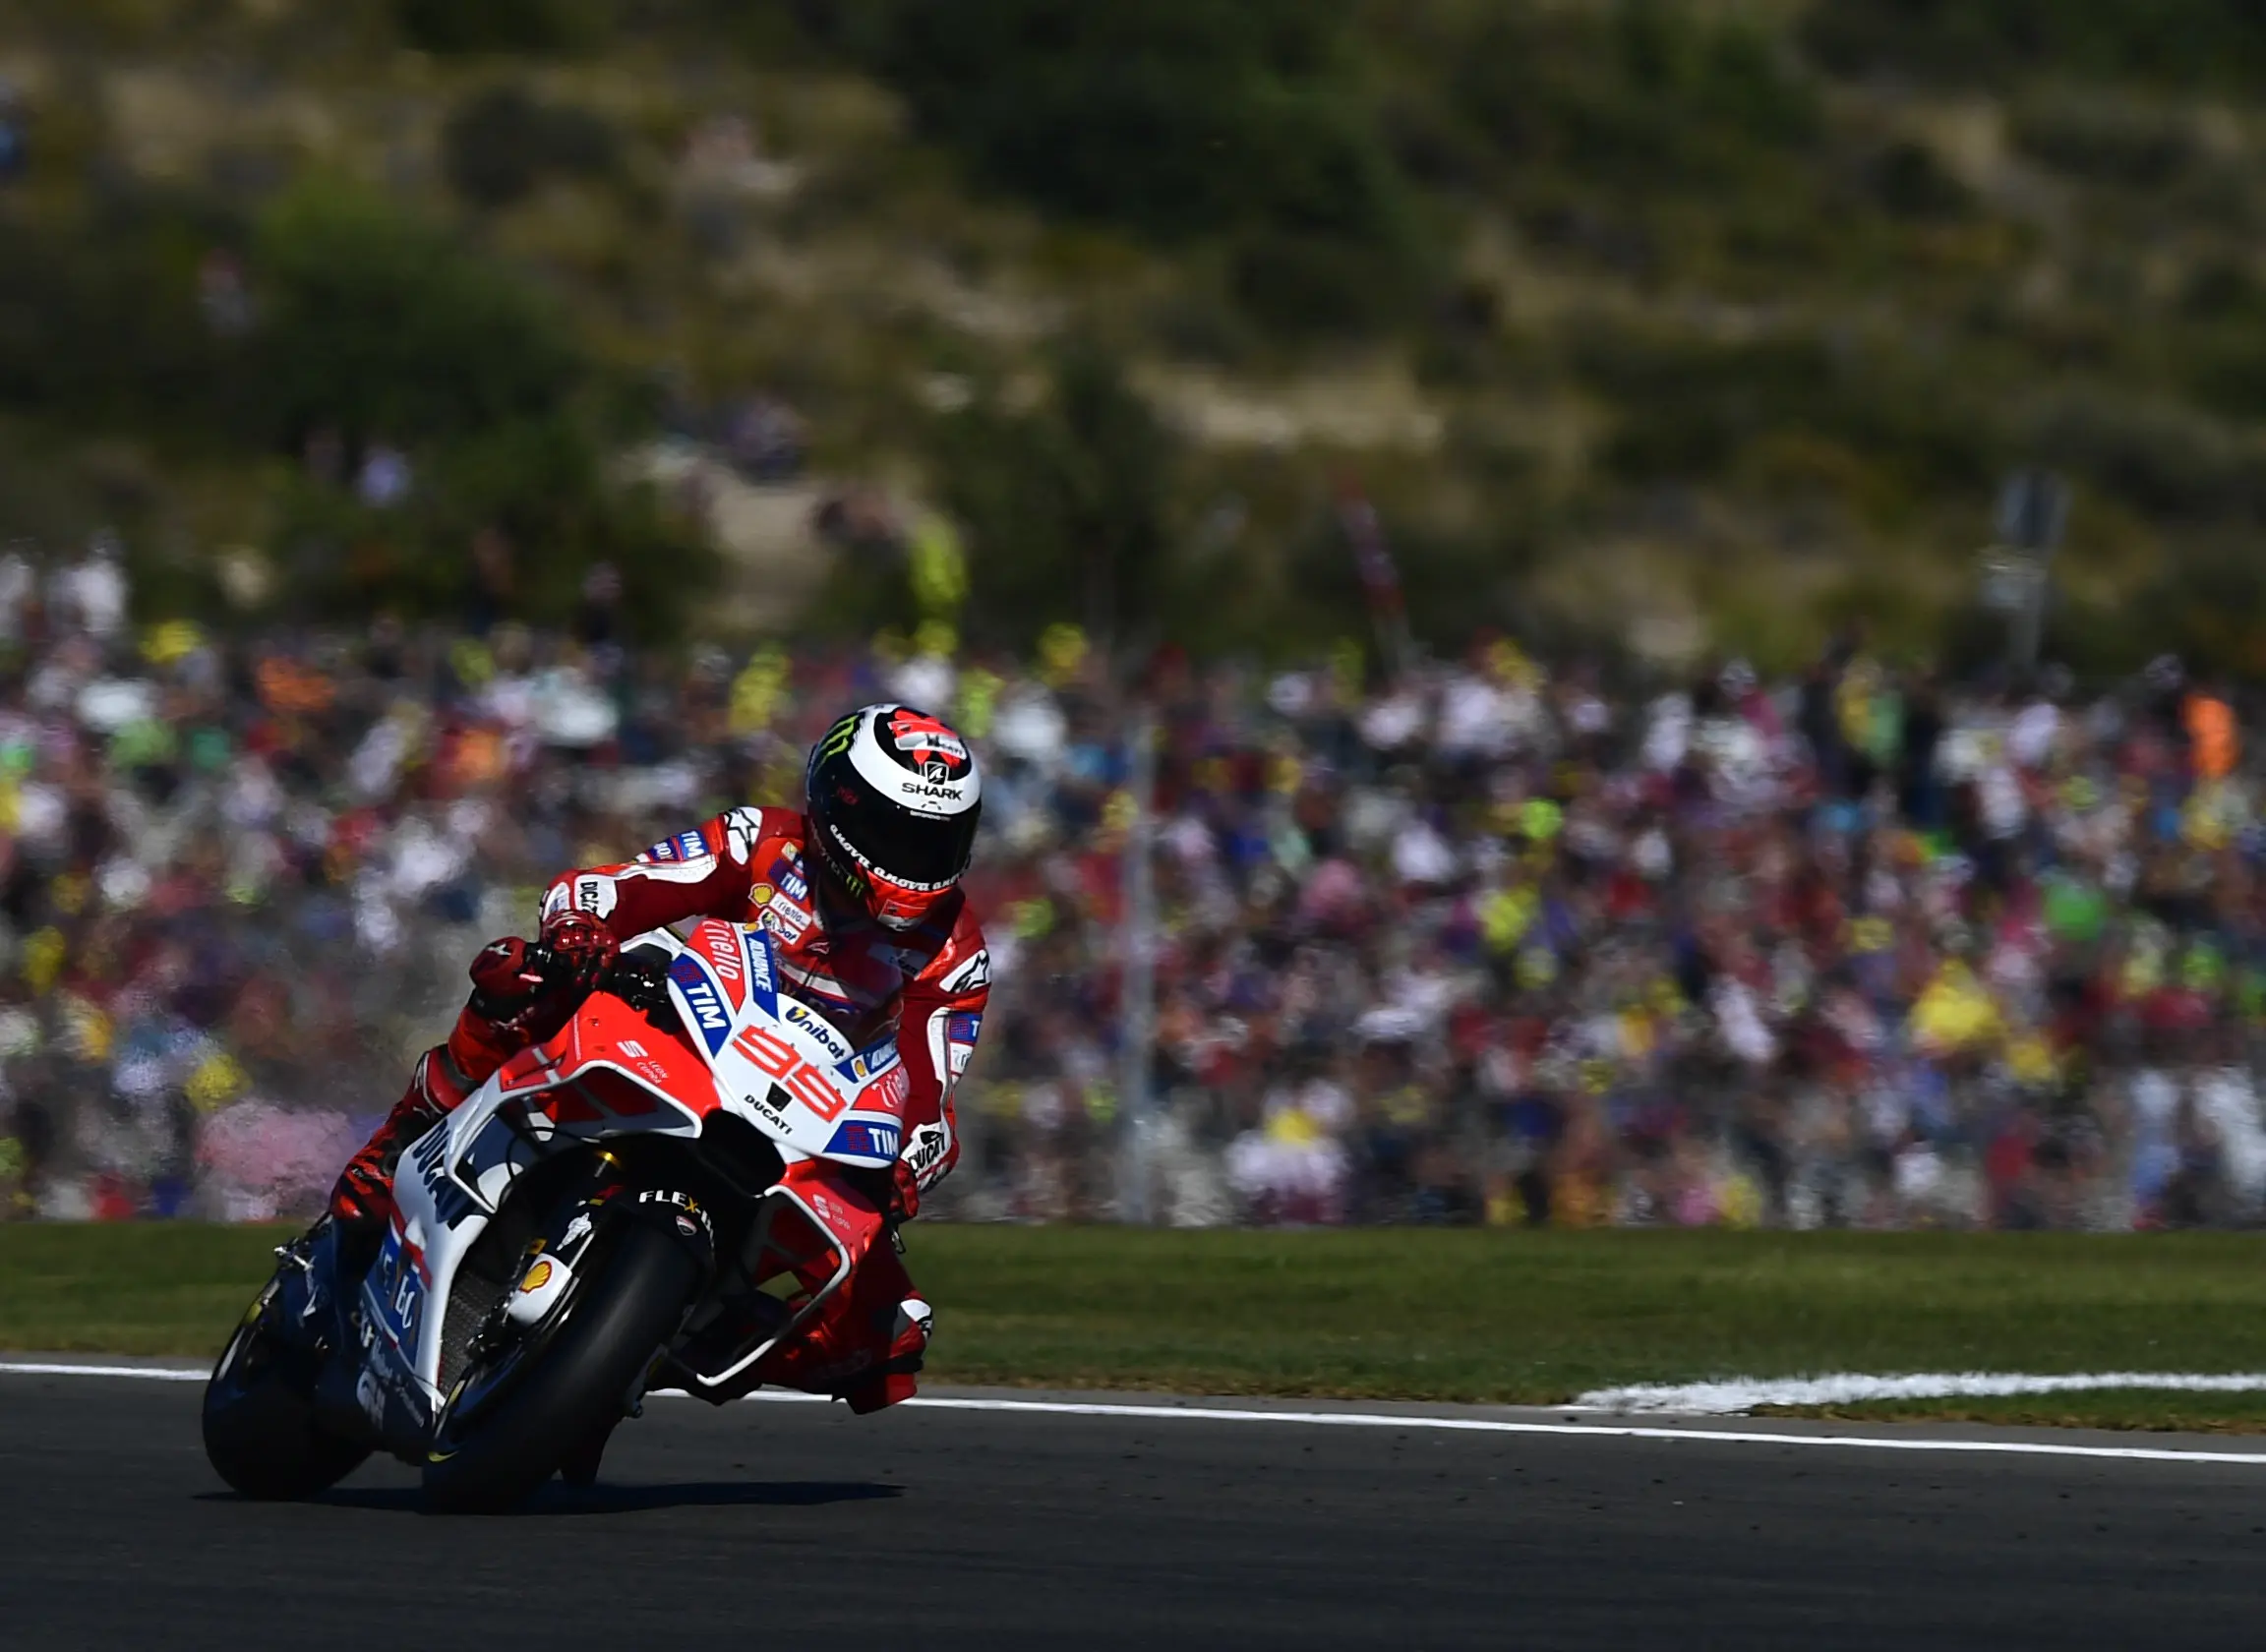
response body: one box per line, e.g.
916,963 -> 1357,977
805,703 -> 983,929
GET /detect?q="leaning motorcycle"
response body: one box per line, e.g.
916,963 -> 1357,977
202,918 -> 913,1512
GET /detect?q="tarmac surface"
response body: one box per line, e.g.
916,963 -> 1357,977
3,1364 -> 2263,1649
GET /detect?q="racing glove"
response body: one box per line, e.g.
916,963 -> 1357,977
465,914 -> 619,1032
465,935 -> 550,1020
536,910 -> 620,996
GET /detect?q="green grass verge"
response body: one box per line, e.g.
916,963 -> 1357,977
8,1224 -> 2266,1428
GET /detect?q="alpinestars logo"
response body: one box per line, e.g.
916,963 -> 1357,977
888,708 -> 971,784
940,948 -> 991,995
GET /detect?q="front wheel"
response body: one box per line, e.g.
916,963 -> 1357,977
423,1218 -> 698,1513
203,1262 -> 371,1500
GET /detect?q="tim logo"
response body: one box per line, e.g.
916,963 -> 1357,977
827,1119 -> 901,1160
669,958 -> 733,1054
639,829 -> 708,864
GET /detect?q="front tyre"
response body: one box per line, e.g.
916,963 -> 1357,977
422,1218 -> 697,1513
203,1268 -> 370,1500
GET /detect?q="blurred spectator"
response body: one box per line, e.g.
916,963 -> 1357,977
50,535 -> 126,639
0,79 -> 24,185
198,252 -> 254,338
721,394 -> 805,483
356,444 -> 413,510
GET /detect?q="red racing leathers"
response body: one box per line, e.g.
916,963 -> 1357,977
338,804 -> 989,1413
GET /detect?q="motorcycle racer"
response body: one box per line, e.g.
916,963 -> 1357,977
328,702 -> 989,1419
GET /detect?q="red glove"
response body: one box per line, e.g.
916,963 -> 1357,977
538,911 -> 620,995
466,935 -> 549,1014
888,1159 -> 922,1224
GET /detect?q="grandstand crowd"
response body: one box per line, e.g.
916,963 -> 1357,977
0,539 -> 2261,1232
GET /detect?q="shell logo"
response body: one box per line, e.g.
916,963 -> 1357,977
519,1260 -> 554,1294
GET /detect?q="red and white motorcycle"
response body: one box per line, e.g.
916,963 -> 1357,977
203,918 -> 911,1511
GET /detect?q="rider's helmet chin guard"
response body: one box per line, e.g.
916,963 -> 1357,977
805,703 -> 983,930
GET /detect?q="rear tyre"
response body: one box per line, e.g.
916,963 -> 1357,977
422,1219 -> 697,1514
202,1274 -> 371,1501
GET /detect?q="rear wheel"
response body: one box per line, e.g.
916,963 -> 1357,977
422,1218 -> 698,1513
202,1268 -> 370,1500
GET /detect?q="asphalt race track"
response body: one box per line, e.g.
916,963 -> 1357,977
4,1368 -> 2264,1650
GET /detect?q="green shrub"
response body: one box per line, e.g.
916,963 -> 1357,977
394,0 -> 609,54
0,188 -> 237,436
2008,97 -> 2200,188
251,182 -> 581,446
1805,0 -> 2266,89
1867,142 -> 1974,220
443,85 -> 621,209
249,182 -> 712,633
2119,539 -> 2266,676
852,0 -> 1430,334
1574,324 -> 1998,502
2022,390 -> 2260,523
2175,324 -> 2266,422
925,342 -> 1176,647
1453,2 -> 1819,191
861,0 -> 1365,237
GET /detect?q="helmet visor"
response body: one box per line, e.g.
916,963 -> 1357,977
828,798 -> 980,893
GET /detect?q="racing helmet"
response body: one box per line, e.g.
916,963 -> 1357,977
805,703 -> 983,929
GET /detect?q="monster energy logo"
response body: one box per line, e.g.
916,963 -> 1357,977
818,714 -> 860,762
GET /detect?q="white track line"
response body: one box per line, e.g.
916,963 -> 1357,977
12,1360 -> 2266,1467
1580,1372 -> 2266,1414
871,1395 -> 2266,1466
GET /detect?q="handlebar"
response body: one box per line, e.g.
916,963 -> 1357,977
517,940 -> 675,1015
607,952 -> 678,1016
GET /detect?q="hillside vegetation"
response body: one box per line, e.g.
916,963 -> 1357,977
8,0 -> 2266,666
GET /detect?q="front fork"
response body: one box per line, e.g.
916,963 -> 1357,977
292,1219 -> 393,1449
455,1153 -> 717,1406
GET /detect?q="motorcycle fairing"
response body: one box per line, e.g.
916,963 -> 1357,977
672,920 -> 909,1171
684,1154 -> 889,1394
359,990 -> 722,1418
352,919 -> 911,1432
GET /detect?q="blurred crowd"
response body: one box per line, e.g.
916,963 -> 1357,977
2,539 -> 2264,1233
1027,637 -> 2266,1234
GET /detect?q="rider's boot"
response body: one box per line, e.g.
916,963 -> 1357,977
329,1052 -> 449,1231
759,1242 -> 933,1414
841,1295 -> 933,1415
